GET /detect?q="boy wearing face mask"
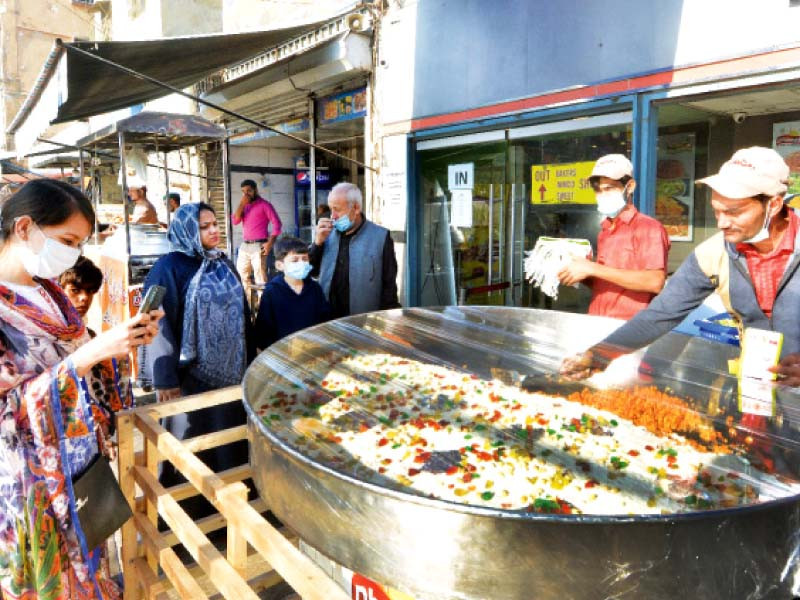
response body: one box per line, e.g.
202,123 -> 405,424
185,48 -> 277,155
558,154 -> 670,320
254,235 -> 330,350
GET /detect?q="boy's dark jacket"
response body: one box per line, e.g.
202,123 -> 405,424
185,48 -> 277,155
255,273 -> 330,350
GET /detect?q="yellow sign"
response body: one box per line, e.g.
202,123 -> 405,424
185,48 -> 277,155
531,161 -> 596,204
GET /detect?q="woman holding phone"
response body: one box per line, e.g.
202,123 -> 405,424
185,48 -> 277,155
142,202 -> 253,517
0,179 -> 162,599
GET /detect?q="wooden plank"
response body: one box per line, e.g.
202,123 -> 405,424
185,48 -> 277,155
143,386 -> 241,419
133,513 -> 208,600
182,425 -> 247,453
130,557 -> 170,600
117,412 -> 142,600
134,465 -> 260,600
226,483 -> 248,577
220,497 -> 350,600
134,411 -> 348,600
134,412 -> 236,508
145,436 -> 160,572
162,498 -> 267,548
165,464 -> 252,503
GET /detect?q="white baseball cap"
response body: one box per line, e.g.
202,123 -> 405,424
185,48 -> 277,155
697,147 -> 789,199
589,154 -> 633,182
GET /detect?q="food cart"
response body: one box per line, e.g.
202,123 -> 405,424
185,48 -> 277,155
240,306 -> 800,600
74,112 -> 229,333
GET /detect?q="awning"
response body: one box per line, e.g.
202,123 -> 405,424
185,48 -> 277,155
8,22 -> 323,134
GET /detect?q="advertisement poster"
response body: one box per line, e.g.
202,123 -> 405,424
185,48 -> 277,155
318,87 -> 367,125
655,132 -> 696,241
530,161 -> 595,204
773,121 -> 800,195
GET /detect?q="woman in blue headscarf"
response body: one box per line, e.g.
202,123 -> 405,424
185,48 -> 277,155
142,202 -> 253,517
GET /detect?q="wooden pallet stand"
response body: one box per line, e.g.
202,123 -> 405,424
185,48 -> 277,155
117,386 -> 350,600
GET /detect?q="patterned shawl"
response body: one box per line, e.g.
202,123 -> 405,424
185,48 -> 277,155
168,204 -> 246,388
0,279 -> 130,600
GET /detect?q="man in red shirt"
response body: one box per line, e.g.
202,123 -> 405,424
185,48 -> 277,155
558,154 -> 670,320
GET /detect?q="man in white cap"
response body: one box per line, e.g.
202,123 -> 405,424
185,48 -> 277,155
558,153 -> 670,319
561,146 -> 800,383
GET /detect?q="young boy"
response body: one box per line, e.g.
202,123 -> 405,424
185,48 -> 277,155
254,235 -> 330,350
58,256 -> 103,324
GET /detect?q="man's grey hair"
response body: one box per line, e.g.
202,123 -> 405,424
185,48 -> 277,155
330,182 -> 362,208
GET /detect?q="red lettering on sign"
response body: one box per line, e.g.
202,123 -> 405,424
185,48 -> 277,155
352,573 -> 391,600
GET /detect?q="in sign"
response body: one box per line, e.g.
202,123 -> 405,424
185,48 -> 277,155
448,163 -> 474,190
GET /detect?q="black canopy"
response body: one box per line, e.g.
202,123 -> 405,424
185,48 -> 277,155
17,22 -> 322,128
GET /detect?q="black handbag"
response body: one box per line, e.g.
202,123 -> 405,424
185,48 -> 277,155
50,381 -> 133,554
71,453 -> 133,552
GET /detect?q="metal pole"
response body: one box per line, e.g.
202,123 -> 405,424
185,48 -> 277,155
92,160 -> 100,246
163,151 -> 171,226
488,184 -> 493,285
222,138 -> 233,257
118,132 -> 133,279
59,41 -> 376,173
507,183 -> 516,306
78,149 -> 85,192
309,96 -> 317,239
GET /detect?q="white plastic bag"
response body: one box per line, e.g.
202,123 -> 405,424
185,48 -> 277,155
524,237 -> 592,299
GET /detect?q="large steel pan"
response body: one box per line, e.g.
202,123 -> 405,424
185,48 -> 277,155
243,307 -> 800,600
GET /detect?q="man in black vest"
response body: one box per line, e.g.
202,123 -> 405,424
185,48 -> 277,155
310,182 -> 401,318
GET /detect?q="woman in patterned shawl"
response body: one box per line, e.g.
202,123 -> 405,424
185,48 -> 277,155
142,203 -> 252,518
0,180 -> 162,599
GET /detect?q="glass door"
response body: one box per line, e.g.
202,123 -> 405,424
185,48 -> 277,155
418,141 -> 508,306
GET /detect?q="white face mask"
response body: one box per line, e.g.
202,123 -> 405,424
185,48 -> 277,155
596,186 -> 628,218
19,223 -> 82,279
742,204 -> 773,244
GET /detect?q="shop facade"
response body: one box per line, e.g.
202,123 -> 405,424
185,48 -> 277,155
388,1 -> 800,311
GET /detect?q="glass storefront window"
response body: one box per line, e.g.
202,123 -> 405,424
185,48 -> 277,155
509,122 -> 632,313
417,118 -> 633,310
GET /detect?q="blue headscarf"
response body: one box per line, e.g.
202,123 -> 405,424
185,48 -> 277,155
168,203 -> 246,388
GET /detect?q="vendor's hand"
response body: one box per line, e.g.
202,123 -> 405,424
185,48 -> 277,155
156,387 -> 181,403
560,350 -> 603,381
261,241 -> 273,256
557,257 -> 595,287
315,218 -> 333,245
769,353 -> 800,387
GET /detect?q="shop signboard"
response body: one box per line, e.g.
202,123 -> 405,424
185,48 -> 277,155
655,132 -> 696,241
318,87 -> 367,125
773,120 -> 800,197
229,118 -> 309,145
530,161 -> 595,204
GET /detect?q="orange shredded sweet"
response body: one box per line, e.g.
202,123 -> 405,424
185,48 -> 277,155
565,386 -> 731,454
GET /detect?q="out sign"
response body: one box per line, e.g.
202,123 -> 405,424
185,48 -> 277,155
448,163 -> 474,190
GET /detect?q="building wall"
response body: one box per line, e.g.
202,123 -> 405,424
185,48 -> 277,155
407,0 -> 800,121
111,0 -> 355,38
0,0 -> 96,148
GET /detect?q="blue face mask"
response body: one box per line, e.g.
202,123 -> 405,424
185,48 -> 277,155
284,261 -> 312,280
334,214 -> 352,232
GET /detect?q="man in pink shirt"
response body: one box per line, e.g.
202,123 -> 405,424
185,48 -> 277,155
558,154 -> 670,320
232,179 -> 282,303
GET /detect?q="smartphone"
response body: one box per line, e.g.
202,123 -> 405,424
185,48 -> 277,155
139,285 -> 166,314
